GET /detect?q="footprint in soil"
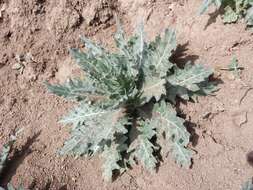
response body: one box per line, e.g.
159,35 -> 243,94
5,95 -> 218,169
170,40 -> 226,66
247,151 -> 253,167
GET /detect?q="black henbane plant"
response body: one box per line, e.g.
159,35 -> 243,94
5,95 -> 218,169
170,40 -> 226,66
199,0 -> 253,26
47,24 -> 215,181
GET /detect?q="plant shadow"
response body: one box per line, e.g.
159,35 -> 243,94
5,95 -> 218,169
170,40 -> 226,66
204,9 -> 222,30
175,110 -> 199,148
185,121 -> 199,148
0,131 -> 41,187
247,151 -> 253,167
170,42 -> 199,68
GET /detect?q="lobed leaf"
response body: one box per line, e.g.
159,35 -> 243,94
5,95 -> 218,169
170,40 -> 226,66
142,77 -> 166,102
0,143 -> 11,174
59,104 -> 128,156
199,0 -> 222,15
241,180 -> 253,190
128,120 -> 158,170
80,36 -> 105,57
170,141 -> 192,167
167,63 -> 213,92
246,5 -> 253,25
139,28 -> 177,102
0,184 -> 24,190
101,135 -> 128,181
0,137 -> 16,174
150,28 -> 176,76
153,101 -> 192,167
223,6 -> 239,23
46,79 -> 99,101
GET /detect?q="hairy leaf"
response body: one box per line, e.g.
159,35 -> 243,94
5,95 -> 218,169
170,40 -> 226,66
242,180 -> 253,190
199,0 -> 222,14
0,137 -> 16,174
59,105 -> 127,156
153,101 -> 192,167
140,28 -> 176,102
223,6 -> 239,23
128,120 -> 158,170
150,28 -> 176,76
167,80 -> 218,103
228,56 -> 243,78
168,63 -> 213,92
0,184 -> 24,190
102,135 -> 128,181
114,20 -> 128,52
133,23 -> 146,67
0,144 -> 10,174
142,77 -> 166,102
80,36 -> 105,57
70,50 -> 138,107
246,5 -> 253,25
188,81 -> 219,102
46,79 -> 99,101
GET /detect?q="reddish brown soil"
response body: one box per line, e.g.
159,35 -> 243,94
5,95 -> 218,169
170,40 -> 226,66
0,0 -> 253,189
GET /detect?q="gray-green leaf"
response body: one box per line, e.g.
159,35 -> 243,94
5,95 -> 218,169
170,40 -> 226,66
150,28 -> 176,76
46,78 -> 99,101
199,0 -> 222,15
242,180 -> 253,190
128,120 -> 158,170
101,135 -> 128,181
59,104 -> 127,156
142,77 -> 166,102
246,6 -> 253,25
223,6 -> 239,23
153,101 -> 192,167
0,138 -> 15,174
228,56 -> 243,78
167,63 -> 213,92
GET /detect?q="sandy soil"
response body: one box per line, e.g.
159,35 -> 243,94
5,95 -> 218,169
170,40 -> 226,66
0,0 -> 253,189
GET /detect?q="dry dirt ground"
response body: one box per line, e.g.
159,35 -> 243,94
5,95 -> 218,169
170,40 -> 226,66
0,0 -> 253,189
